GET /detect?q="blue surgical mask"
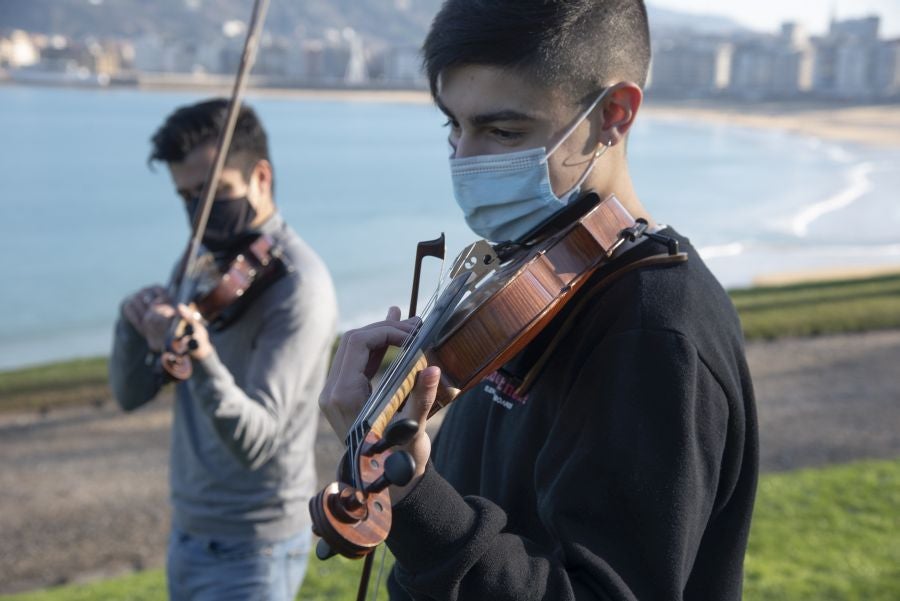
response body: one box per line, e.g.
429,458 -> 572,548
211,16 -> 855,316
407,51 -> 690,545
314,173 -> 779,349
449,88 -> 612,242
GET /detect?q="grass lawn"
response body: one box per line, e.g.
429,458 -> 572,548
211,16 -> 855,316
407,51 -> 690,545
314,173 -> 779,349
0,357 -> 109,413
0,554 -> 383,601
3,458 -> 897,600
744,459 -> 900,599
733,273 -> 900,340
2,273 -> 899,415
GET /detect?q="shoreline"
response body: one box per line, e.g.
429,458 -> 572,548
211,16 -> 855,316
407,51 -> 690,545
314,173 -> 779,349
641,99 -> 900,149
161,86 -> 900,149
2,268 -> 899,376
4,80 -> 899,147
2,83 -> 899,372
752,264 -> 900,287
158,86 -> 900,149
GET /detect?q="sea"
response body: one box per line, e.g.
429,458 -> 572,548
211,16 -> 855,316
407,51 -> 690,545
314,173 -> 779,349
1,85 -> 899,370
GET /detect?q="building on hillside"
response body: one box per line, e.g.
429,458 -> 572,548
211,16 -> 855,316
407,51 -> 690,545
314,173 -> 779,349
133,33 -> 225,74
729,23 -> 814,99
830,15 -> 880,40
648,37 -> 733,97
813,15 -> 883,99
0,30 -> 40,68
382,46 -> 425,85
874,39 -> 900,98
834,39 -> 878,97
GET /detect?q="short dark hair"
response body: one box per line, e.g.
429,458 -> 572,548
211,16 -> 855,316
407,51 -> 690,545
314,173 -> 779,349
149,99 -> 271,184
423,0 -> 651,102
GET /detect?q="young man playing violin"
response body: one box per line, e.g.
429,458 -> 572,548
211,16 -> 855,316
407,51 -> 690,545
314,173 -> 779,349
109,100 -> 337,600
320,1 -> 758,600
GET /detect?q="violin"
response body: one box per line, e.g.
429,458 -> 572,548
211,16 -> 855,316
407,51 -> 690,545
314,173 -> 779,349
309,193 -> 645,571
154,0 -> 272,382
159,233 -> 288,381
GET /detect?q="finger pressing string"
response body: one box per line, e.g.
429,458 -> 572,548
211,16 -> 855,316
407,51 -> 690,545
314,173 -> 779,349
325,307 -> 404,402
397,366 -> 440,428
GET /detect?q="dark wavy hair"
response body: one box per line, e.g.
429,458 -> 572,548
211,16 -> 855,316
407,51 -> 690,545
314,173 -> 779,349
149,98 -> 271,186
423,0 -> 651,102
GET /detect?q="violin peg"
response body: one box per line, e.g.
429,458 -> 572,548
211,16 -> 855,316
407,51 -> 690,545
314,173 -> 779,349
184,324 -> 194,336
363,450 -> 416,495
187,338 -> 199,352
316,538 -> 337,561
364,419 -> 419,456
384,450 -> 416,488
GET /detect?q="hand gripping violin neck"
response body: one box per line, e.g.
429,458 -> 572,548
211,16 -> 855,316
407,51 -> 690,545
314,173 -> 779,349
158,234 -> 289,381
310,194 -> 644,570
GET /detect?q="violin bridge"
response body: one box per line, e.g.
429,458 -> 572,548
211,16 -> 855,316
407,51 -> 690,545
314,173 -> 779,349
449,240 -> 498,289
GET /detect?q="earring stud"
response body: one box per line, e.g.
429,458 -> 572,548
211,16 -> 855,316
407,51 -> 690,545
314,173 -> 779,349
594,139 -> 612,158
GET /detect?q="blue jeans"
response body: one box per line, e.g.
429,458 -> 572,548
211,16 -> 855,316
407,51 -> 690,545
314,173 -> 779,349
166,528 -> 311,601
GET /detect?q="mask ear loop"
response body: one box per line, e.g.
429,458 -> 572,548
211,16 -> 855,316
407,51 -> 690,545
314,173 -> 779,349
563,138 -> 611,198
541,86 -> 613,165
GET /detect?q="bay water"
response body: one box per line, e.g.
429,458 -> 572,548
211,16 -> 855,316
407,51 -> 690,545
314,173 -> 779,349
1,86 -> 898,369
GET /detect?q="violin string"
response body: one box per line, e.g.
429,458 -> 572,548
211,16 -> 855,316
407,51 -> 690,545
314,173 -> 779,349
352,425 -> 368,488
355,282 -> 440,429
347,281 -> 443,487
370,545 -> 388,601
352,322 -> 421,441
359,284 -> 438,424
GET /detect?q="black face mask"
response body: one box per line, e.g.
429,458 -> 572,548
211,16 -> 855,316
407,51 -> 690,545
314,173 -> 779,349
186,196 -> 258,253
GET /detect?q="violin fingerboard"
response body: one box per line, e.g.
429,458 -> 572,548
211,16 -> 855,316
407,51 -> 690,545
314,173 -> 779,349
367,352 -> 429,438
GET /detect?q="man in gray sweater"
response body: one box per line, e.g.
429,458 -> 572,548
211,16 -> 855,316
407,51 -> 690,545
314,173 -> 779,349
109,99 -> 337,601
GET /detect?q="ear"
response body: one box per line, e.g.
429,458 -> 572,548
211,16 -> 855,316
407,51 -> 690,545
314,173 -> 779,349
249,159 -> 273,203
596,82 -> 643,146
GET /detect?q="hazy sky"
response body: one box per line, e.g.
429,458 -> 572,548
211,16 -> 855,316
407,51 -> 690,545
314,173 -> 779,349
651,0 -> 900,37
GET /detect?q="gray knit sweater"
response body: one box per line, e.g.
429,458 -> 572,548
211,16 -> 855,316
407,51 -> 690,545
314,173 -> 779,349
109,214 -> 337,541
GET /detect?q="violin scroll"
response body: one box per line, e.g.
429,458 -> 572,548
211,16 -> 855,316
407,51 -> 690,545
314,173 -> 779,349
310,428 -> 417,560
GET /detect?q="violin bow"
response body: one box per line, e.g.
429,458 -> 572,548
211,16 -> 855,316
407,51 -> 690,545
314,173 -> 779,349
155,0 -> 270,381
172,0 -> 271,306
408,234 -> 446,317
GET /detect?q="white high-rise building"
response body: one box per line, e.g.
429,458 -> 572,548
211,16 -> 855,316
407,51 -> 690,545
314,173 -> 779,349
649,37 -> 733,97
814,15 -> 882,98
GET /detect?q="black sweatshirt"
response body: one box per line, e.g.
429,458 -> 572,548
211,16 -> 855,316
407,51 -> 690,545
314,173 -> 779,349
386,229 -> 758,600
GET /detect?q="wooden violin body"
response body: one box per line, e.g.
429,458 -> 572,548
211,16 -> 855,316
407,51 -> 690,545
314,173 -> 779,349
310,194 -> 638,562
194,234 -> 286,327
427,195 -> 636,412
159,234 -> 287,381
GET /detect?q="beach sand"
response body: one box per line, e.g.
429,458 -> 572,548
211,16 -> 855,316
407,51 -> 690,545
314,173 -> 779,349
639,99 -> 900,283
9,76 -> 894,148
753,264 -> 900,287
642,100 -> 900,149
223,85 -> 900,149
238,85 -> 900,147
